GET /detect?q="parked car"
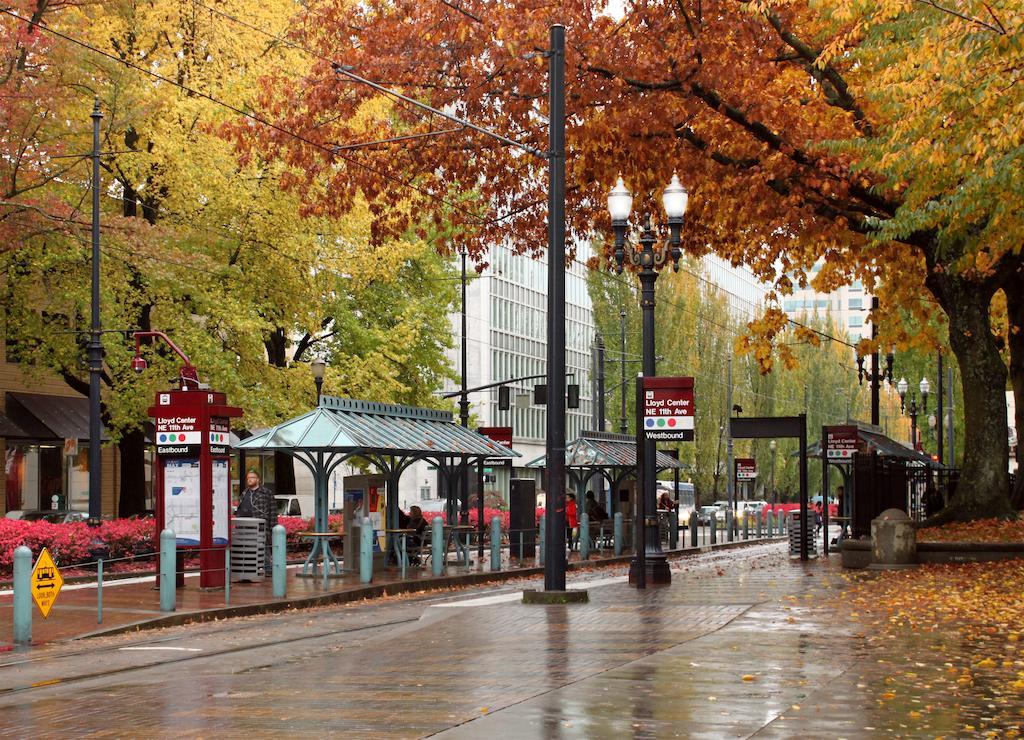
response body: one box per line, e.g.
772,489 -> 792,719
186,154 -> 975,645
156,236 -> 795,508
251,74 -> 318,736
275,495 -> 303,517
5,509 -> 90,523
697,505 -> 720,525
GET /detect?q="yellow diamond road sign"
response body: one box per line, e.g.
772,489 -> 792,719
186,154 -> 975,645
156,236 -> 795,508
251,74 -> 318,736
31,547 -> 64,619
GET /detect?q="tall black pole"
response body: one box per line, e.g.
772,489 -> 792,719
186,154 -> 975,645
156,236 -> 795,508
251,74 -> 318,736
619,309 -> 627,434
592,332 -> 608,513
936,351 -> 944,465
910,398 -> 918,450
871,296 -> 880,426
798,413 -> 808,561
543,24 -> 567,593
628,223 -> 670,586
88,100 -> 104,521
459,248 -> 470,524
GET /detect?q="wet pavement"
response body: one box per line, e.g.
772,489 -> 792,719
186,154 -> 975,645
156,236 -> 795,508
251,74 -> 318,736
0,541 -> 1013,737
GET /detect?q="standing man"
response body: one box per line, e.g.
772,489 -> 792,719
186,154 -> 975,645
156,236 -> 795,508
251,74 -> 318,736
237,470 -> 277,568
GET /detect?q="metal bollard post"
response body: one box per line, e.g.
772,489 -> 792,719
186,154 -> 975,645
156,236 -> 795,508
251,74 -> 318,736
757,514 -> 763,539
743,515 -> 749,540
725,511 -> 734,542
225,546 -> 231,606
97,557 -> 104,625
710,516 -> 717,545
13,546 -> 32,645
490,517 -> 501,571
272,524 -> 286,598
432,517 -> 444,577
579,513 -> 590,561
518,531 -> 524,565
614,512 -> 624,555
767,511 -> 775,536
670,508 -> 679,549
360,516 -> 373,584
160,529 -> 176,613
538,515 -> 546,566
689,511 -> 698,548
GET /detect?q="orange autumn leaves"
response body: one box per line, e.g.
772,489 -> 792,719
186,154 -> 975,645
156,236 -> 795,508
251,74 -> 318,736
843,558 -> 1024,733
918,517 -> 1024,544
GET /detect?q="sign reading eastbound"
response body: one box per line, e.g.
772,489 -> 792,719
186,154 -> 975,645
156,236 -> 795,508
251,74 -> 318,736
31,547 -> 64,619
642,377 -> 695,441
825,425 -> 859,460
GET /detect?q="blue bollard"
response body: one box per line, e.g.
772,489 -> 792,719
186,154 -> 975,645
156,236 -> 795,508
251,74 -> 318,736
614,512 -> 624,555
538,514 -> 546,566
160,529 -> 176,613
359,516 -> 373,584
272,524 -> 286,598
579,513 -> 590,561
431,516 -> 444,577
710,516 -> 717,545
490,516 -> 501,572
13,545 -> 32,645
689,511 -> 698,548
768,511 -> 775,536
97,557 -> 104,625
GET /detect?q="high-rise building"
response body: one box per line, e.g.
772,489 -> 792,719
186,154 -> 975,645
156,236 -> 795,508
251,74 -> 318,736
781,264 -> 873,344
399,242 -> 596,507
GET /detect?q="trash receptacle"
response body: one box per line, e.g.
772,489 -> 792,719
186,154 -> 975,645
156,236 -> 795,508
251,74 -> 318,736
231,517 -> 266,582
788,511 -> 817,557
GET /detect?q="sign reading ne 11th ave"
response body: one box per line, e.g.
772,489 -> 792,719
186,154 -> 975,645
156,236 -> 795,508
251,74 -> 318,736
642,376 -> 695,441
825,425 -> 859,459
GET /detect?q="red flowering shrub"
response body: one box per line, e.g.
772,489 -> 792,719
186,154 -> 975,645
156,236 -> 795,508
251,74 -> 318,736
0,519 -> 93,573
97,519 -> 156,560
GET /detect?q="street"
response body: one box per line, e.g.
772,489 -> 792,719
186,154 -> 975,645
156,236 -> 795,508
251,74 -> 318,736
0,541 -> 965,738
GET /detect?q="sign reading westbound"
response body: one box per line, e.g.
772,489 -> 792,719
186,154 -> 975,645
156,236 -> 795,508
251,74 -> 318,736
642,377 -> 695,441
31,547 -> 64,619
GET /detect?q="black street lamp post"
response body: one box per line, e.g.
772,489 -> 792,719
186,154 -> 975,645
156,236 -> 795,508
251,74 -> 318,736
88,100 -> 104,522
769,439 -> 777,504
311,357 -> 326,405
608,174 -> 688,587
619,309 -> 628,434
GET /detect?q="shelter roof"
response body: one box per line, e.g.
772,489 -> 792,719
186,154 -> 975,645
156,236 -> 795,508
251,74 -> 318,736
234,396 -> 517,459
525,430 -> 687,470
800,421 -> 936,466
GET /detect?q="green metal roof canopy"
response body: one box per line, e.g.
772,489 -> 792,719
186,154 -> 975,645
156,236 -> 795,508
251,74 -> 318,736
525,430 -> 686,471
236,396 -> 518,460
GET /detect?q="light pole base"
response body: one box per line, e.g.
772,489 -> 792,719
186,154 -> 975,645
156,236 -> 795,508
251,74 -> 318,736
628,554 -> 672,586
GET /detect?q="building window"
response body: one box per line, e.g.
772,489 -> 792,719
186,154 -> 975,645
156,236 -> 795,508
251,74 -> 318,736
850,280 -> 863,292
848,297 -> 863,310
419,486 -> 432,500
848,316 -> 864,328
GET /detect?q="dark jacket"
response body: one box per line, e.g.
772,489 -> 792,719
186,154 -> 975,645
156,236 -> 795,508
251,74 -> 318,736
237,484 -> 277,548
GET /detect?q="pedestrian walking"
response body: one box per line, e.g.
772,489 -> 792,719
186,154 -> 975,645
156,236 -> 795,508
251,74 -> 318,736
566,493 -> 579,551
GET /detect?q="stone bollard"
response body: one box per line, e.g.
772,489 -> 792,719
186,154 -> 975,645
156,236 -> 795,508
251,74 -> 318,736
272,525 -> 287,598
869,509 -> 917,569
431,517 -> 444,576
490,516 -> 502,572
13,545 -> 32,645
689,511 -> 699,548
613,512 -> 624,555
579,513 -> 590,561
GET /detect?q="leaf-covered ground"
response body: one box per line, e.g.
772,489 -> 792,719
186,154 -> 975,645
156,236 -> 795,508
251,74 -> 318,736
840,561 -> 1024,735
917,517 -> 1024,543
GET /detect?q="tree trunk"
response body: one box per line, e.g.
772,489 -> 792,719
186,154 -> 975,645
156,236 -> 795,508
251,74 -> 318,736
926,267 -> 1012,520
118,428 -> 148,517
1005,268 -> 1024,509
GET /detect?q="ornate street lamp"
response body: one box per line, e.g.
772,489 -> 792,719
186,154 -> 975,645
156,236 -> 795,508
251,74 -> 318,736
311,357 -> 326,404
607,174 -> 688,587
897,377 -> 909,413
919,376 -> 931,413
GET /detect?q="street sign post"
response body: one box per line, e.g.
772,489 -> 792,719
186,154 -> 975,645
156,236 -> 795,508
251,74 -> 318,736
31,547 -> 64,619
735,458 -> 757,481
641,377 -> 695,442
825,425 -> 858,460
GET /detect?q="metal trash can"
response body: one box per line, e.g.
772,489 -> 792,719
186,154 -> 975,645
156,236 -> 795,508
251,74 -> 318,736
788,511 -> 817,557
231,517 -> 266,581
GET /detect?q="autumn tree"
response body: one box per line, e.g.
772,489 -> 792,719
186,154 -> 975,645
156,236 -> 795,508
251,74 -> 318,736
242,0 -> 1023,520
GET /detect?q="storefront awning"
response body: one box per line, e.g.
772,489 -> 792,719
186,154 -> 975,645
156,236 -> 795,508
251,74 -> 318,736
2,392 -> 109,441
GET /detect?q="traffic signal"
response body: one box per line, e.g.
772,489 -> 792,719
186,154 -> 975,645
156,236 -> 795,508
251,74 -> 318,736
567,384 -> 580,409
498,385 -> 510,410
534,384 -> 547,405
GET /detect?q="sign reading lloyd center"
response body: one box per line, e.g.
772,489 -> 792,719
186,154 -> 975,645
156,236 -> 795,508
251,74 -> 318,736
642,376 -> 695,441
